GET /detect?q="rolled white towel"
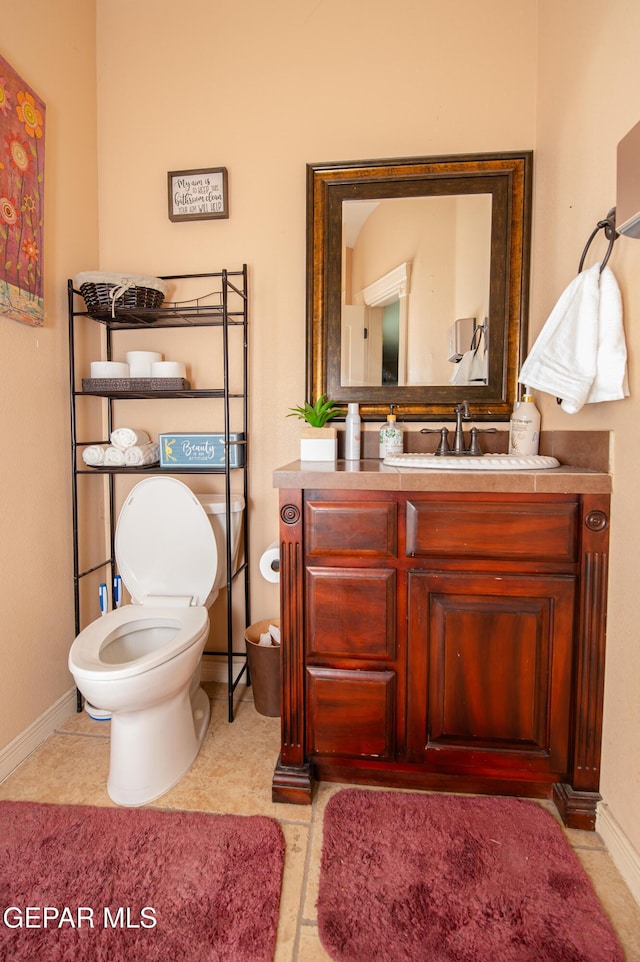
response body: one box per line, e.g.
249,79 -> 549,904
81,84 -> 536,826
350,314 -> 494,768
82,444 -> 109,466
124,442 -> 160,466
110,427 -> 151,450
103,445 -> 125,465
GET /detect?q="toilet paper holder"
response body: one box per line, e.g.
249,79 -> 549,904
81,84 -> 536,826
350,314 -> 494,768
259,542 -> 280,583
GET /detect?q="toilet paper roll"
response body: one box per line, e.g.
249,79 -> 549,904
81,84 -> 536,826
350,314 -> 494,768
125,351 -> 163,377
90,361 -> 130,378
150,360 -> 187,379
259,542 -> 280,583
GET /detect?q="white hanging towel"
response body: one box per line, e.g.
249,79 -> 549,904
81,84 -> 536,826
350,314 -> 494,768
518,262 -> 629,414
449,348 -> 487,384
585,265 -> 629,405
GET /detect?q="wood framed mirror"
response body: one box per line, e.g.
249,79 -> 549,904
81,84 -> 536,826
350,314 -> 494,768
306,151 -> 533,420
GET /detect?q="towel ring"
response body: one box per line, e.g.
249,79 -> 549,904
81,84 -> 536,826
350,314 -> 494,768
469,323 -> 485,354
578,208 -> 617,274
557,210 -> 618,404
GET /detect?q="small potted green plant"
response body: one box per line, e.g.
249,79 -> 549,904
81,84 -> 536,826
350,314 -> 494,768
288,394 -> 341,461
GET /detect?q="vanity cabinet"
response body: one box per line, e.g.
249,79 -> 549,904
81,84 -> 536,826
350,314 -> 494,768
273,468 -> 612,830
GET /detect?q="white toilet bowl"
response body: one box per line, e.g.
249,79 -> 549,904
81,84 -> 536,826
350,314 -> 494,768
68,477 -> 223,806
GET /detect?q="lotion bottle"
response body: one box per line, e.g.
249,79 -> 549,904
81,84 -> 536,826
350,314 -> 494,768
345,403 -> 361,460
508,387 -> 541,455
379,406 -> 404,458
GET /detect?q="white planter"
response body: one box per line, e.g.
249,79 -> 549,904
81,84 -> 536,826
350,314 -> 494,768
300,426 -> 337,462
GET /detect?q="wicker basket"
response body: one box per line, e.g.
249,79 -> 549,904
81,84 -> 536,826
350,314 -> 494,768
74,272 -> 168,322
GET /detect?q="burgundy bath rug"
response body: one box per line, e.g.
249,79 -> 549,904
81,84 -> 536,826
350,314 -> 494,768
318,789 -> 623,962
0,800 -> 285,962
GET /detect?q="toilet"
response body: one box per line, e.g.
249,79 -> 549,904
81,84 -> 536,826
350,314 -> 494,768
68,476 -> 244,807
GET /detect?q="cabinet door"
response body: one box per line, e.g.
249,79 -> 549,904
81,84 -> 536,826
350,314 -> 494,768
406,571 -> 575,776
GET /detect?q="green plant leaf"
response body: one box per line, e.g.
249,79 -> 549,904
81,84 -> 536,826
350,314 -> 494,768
287,394 -> 341,427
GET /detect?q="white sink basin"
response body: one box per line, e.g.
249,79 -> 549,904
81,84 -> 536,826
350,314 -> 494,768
383,453 -> 560,471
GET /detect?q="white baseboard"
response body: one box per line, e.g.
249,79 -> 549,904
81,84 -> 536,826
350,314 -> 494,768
0,688 -> 77,783
597,801 -> 640,906
200,655 -> 247,685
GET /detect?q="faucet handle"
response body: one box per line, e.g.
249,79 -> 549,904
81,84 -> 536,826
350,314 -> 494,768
420,426 -> 451,455
467,426 -> 497,456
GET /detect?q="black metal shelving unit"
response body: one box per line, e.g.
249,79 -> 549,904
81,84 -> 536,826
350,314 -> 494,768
68,266 -> 250,722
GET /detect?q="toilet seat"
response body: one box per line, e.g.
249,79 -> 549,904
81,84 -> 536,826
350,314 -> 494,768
70,604 -> 209,682
116,477 -> 218,606
71,478 -> 217,683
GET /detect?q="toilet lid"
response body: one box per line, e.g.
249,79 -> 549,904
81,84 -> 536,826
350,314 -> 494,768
115,477 -> 217,606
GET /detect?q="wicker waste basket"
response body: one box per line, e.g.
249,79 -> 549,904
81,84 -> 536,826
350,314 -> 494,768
244,619 -> 281,717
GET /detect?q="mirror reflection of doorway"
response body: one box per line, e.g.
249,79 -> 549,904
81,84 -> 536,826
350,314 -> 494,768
341,304 -> 367,386
382,301 -> 399,384
340,264 -> 408,387
340,261 -> 410,388
340,195 -> 491,387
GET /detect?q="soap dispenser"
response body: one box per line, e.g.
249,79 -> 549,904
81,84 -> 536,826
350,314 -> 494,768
508,387 -> 541,455
379,405 -> 404,458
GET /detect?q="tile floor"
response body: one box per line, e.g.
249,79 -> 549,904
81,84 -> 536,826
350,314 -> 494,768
1,682 -> 639,961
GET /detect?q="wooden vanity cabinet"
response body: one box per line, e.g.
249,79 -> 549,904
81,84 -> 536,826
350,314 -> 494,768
273,484 -> 611,830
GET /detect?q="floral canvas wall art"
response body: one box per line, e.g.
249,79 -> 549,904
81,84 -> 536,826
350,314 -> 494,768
0,53 -> 45,326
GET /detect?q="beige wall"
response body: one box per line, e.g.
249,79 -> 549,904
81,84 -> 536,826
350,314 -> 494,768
1,0 -> 638,875
534,0 -> 640,862
0,1 -> 99,745
94,0 -> 537,618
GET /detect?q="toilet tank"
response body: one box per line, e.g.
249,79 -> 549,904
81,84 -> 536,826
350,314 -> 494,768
195,493 -> 245,594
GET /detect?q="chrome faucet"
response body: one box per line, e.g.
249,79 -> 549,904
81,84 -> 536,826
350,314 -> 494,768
421,400 -> 496,456
451,401 -> 470,454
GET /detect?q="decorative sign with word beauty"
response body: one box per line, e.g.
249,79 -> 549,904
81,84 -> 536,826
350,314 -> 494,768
159,432 -> 245,467
167,167 -> 228,222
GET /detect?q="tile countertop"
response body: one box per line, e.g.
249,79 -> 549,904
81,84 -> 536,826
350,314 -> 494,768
273,431 -> 613,495
273,459 -> 612,495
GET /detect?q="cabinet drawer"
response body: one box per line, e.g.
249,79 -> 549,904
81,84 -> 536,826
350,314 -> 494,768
306,501 -> 397,557
306,667 -> 396,759
406,500 -> 578,562
306,567 -> 396,660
